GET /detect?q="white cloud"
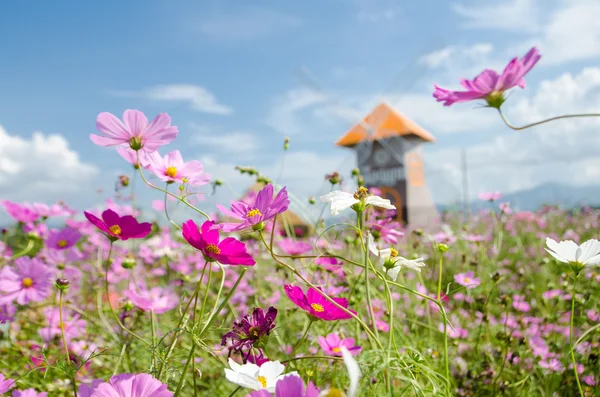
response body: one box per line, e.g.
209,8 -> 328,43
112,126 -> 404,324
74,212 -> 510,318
194,8 -> 302,41
423,67 -> 600,203
190,126 -> 261,157
419,43 -> 494,69
109,84 -> 232,115
454,0 -> 600,65
264,87 -> 329,136
453,0 -> 541,33
0,125 -> 99,203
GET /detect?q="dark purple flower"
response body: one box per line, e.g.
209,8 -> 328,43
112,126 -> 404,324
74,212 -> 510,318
218,184 -> 289,232
222,307 -> 277,362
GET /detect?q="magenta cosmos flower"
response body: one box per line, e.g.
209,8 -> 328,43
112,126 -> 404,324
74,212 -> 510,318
247,375 -> 320,397
84,209 -> 151,242
0,373 -> 15,394
182,220 -> 255,266
147,150 -> 210,185
116,147 -> 153,169
318,333 -> 362,357
222,307 -> 277,362
284,285 -> 355,321
0,257 -> 51,305
1,200 -> 39,223
84,373 -> 172,397
124,286 -> 179,314
434,47 -> 541,108
90,109 -> 178,153
46,227 -> 81,250
218,184 -> 290,232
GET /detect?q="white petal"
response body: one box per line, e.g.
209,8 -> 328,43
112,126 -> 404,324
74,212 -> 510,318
577,239 -> 600,264
320,191 -> 359,215
544,248 -> 569,264
365,195 -> 396,210
224,368 -> 262,390
545,238 -> 578,262
378,248 -> 392,260
340,346 -> 361,397
398,257 -> 426,272
386,266 -> 401,281
367,233 -> 379,256
258,360 -> 285,381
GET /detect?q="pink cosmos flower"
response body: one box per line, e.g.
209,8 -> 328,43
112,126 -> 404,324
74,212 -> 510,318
284,285 -> 355,321
38,307 -> 86,343
318,333 -> 361,356
45,227 -> 81,250
12,390 -> 47,397
84,209 -> 151,241
218,184 -> 290,232
116,147 -> 153,169
453,272 -> 481,289
538,358 -> 564,372
277,239 -> 312,256
77,380 -> 104,397
478,192 -> 502,202
247,375 -> 320,397
368,218 -> 404,245
0,374 -> 15,394
124,286 -> 179,314
0,257 -> 51,305
90,109 -> 178,153
434,47 -> 541,107
86,373 -> 172,397
1,201 -> 39,223
146,150 -> 210,185
182,220 -> 255,266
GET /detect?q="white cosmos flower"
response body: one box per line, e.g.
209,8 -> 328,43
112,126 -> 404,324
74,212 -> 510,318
319,346 -> 361,397
224,359 -> 297,392
545,238 -> 600,269
320,190 -> 395,216
367,234 -> 426,280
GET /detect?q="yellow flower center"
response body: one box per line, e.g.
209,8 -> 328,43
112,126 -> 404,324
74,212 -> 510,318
22,277 -> 33,288
165,166 -> 178,178
247,208 -> 262,218
353,186 -> 369,200
57,239 -> 68,248
390,247 -> 399,257
109,225 -> 122,236
248,326 -> 261,339
322,388 -> 344,397
311,303 -> 325,312
464,278 -> 471,283
332,347 -> 341,352
205,244 -> 221,254
256,376 -> 267,388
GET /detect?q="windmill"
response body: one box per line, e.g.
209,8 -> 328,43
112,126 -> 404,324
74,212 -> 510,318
294,53 -> 441,226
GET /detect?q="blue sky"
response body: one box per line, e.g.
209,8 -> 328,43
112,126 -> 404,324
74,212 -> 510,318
1,0 -> 600,217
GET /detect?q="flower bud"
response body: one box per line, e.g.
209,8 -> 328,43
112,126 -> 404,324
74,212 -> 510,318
55,278 -> 70,291
122,255 -> 136,269
436,243 -> 449,253
325,172 -> 342,186
214,179 -> 223,186
283,137 -> 290,150
119,175 -> 130,187
351,168 -> 360,177
123,302 -> 134,312
308,196 -> 316,205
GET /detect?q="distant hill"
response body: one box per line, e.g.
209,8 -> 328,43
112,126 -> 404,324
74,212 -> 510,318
447,182 -> 600,212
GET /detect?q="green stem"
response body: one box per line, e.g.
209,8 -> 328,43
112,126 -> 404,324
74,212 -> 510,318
199,263 -> 213,321
150,311 -> 157,373
59,289 -> 78,397
498,108 -> 600,131
258,232 -> 383,349
157,282 -> 201,379
164,183 -> 181,230
136,152 -> 210,220
289,319 -> 314,360
359,215 -> 379,343
570,275 -> 584,397
103,242 -> 151,346
436,253 -> 451,394
174,343 -> 196,396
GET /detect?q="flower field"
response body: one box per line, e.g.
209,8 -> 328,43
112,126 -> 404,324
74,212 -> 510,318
1,46 -> 600,397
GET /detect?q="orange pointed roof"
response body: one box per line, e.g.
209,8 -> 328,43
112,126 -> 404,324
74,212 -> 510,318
336,102 -> 435,147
